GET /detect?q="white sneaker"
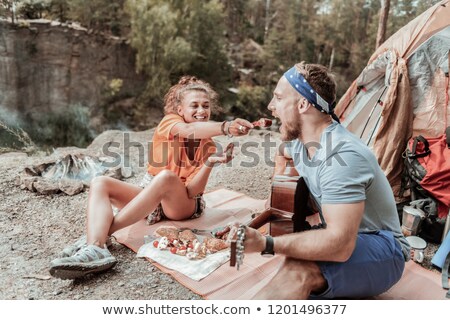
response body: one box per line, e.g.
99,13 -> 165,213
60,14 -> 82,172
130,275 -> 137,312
59,235 -> 113,258
50,244 -> 117,279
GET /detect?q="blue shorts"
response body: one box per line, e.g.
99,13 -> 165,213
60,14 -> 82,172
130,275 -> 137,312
310,230 -> 405,299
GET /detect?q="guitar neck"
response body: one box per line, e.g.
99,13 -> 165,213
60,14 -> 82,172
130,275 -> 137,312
247,208 -> 272,230
247,207 -> 292,230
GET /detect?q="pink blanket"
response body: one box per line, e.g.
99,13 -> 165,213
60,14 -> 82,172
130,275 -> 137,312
113,189 -> 447,300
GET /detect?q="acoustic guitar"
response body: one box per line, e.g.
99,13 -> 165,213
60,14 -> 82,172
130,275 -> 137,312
230,159 -> 326,270
229,159 -> 321,269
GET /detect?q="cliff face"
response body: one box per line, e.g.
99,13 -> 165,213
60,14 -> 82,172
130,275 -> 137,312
0,20 -> 145,119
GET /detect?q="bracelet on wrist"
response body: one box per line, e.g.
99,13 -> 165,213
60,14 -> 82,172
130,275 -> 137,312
220,121 -> 227,136
225,121 -> 233,138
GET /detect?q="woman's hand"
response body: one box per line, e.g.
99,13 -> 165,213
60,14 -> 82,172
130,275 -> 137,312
226,118 -> 253,136
206,143 -> 234,166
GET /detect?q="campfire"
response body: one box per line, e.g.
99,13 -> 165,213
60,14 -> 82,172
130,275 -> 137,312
16,154 -> 130,196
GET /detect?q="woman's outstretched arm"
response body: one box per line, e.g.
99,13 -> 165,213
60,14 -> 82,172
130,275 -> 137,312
171,118 -> 253,139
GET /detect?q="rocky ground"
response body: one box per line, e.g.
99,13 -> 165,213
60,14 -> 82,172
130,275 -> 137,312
0,128 -> 440,300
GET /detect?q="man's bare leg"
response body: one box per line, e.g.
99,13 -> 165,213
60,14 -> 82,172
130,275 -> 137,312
252,257 -> 327,300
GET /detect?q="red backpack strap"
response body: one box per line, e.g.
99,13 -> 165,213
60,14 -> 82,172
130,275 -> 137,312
410,135 -> 431,158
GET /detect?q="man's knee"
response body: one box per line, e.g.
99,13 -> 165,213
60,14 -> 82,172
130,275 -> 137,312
278,257 -> 326,292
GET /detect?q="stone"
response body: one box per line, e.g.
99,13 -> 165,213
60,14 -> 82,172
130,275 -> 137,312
33,179 -> 60,195
20,177 -> 38,191
104,167 -> 122,180
22,167 -> 39,177
58,179 -> 84,196
121,167 -> 133,179
32,162 -> 55,174
0,20 -> 146,132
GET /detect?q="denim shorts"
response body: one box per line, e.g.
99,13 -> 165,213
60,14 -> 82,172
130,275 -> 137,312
310,230 -> 405,299
139,173 -> 205,225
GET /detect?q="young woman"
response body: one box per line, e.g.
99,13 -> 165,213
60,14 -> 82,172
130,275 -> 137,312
50,76 -> 253,279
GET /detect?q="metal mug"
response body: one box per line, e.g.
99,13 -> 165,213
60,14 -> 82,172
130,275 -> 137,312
406,236 -> 427,263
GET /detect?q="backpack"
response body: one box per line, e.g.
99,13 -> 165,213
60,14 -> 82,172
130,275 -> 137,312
401,127 -> 450,243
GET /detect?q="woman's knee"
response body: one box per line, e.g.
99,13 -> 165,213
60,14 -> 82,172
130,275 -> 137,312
90,176 -> 116,193
153,170 -> 179,185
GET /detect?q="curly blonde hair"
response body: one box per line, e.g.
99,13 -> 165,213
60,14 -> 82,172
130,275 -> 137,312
163,76 -> 219,115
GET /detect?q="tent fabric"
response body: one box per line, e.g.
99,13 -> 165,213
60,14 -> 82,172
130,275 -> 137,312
335,0 -> 450,199
373,54 -> 413,197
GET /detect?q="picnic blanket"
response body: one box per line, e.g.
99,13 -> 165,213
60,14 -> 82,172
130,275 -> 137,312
113,189 -> 447,300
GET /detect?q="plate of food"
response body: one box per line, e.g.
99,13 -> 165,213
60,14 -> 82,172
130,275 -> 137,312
137,226 -> 231,281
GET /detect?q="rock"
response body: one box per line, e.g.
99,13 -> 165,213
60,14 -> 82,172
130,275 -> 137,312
58,180 -> 84,196
121,167 -> 133,179
33,179 -> 60,195
20,177 -> 38,191
32,162 -> 54,174
0,20 -> 146,129
23,167 -> 40,177
0,152 -> 28,160
104,167 -> 122,180
53,290 -> 62,296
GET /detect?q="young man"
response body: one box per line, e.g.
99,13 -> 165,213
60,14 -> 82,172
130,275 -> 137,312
242,62 -> 410,299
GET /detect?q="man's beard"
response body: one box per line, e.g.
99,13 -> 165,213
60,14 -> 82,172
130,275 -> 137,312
280,115 -> 302,141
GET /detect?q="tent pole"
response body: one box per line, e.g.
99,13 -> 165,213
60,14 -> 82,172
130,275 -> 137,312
367,112 -> 382,147
338,86 -> 364,119
359,86 -> 388,139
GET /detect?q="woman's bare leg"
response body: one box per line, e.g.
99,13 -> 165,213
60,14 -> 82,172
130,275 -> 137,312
109,170 -> 196,234
86,176 -> 142,247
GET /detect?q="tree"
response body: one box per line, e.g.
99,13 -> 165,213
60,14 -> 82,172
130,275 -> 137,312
376,0 -> 390,48
67,0 -> 128,36
126,0 -> 230,104
1,0 -> 19,23
48,0 -> 69,22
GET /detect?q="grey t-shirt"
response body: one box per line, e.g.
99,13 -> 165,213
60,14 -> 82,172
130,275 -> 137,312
286,121 -> 410,259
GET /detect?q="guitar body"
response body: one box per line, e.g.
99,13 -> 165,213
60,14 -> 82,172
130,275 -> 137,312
261,159 -> 316,235
230,158 -> 319,268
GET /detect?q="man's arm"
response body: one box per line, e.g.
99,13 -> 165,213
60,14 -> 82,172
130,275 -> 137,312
244,201 -> 364,262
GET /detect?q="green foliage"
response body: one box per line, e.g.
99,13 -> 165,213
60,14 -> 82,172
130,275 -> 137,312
184,0 -> 230,88
231,85 -> 271,119
126,0 -> 231,105
66,0 -> 129,36
0,118 -> 35,152
17,0 -> 47,19
107,78 -> 124,97
0,105 -> 94,149
47,0 -> 70,22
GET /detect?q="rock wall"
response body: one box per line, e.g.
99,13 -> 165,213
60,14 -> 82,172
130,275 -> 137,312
0,19 -> 146,118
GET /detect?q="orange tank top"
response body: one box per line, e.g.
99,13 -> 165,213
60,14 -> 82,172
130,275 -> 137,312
147,114 -> 216,185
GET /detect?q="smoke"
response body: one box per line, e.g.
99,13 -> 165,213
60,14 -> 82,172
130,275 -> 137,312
0,105 -> 35,150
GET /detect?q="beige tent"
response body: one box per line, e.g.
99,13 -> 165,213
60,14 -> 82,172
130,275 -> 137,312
335,0 -> 450,199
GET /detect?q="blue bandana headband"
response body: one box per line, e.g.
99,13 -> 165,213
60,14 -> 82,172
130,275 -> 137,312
284,66 -> 338,121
